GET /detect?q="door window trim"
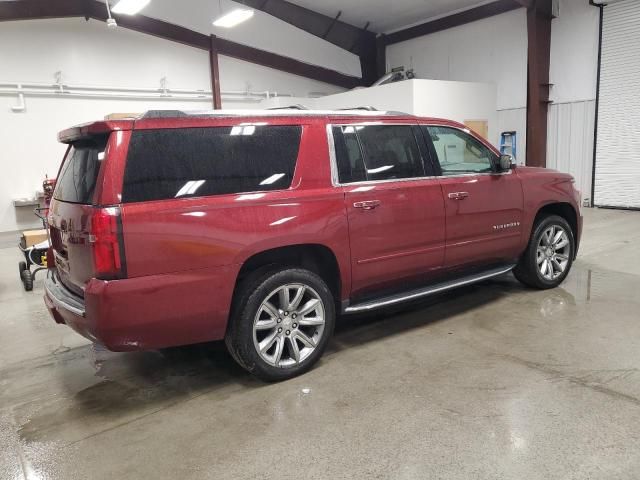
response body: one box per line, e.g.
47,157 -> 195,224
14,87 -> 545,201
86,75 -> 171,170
421,123 -> 513,178
326,123 -> 439,187
327,123 -> 512,188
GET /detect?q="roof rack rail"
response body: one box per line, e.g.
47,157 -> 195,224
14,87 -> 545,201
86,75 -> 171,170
338,106 -> 378,111
137,108 -> 414,120
267,104 -> 309,110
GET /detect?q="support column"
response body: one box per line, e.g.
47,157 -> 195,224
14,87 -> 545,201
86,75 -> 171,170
209,34 -> 222,109
525,0 -> 553,167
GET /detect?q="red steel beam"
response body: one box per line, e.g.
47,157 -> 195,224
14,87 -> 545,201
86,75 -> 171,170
0,0 -> 87,21
525,0 -> 553,167
209,35 -> 222,109
384,0 -> 522,46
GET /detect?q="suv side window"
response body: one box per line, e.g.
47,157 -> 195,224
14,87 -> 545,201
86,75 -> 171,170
357,125 -> 425,181
122,125 -> 301,203
424,126 -> 497,175
332,126 -> 367,183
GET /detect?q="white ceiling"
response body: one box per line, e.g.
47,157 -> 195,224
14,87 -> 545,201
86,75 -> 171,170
287,0 -> 495,33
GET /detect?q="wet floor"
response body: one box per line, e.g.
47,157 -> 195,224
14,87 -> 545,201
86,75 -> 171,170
1,207 -> 640,479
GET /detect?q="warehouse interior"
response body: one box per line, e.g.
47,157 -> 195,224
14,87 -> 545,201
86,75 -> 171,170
1,0 -> 639,478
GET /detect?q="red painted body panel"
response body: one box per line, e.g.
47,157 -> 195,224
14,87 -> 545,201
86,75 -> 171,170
44,112 -> 582,351
343,178 -> 446,297
516,166 -> 583,249
438,172 -> 524,267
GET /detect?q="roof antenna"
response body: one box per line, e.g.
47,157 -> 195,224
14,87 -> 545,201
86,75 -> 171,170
105,1 -> 118,29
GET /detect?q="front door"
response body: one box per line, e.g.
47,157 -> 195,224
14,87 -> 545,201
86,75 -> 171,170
423,125 -> 524,268
330,124 -> 446,297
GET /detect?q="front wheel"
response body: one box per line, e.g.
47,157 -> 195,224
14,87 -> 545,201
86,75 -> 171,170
514,215 -> 575,289
225,268 -> 335,381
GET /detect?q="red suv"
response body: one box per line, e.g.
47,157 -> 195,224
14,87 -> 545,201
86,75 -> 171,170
44,109 -> 582,381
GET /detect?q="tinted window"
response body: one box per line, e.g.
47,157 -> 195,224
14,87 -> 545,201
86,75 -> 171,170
425,126 -> 497,175
122,126 -> 301,203
332,126 -> 366,183
357,125 -> 424,181
54,135 -> 108,204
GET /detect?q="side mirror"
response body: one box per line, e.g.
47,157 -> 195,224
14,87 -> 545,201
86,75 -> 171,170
499,154 -> 514,171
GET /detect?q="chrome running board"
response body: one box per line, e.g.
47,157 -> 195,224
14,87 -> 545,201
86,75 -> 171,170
343,264 -> 515,314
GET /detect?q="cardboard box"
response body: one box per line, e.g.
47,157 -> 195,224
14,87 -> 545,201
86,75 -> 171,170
21,229 -> 48,248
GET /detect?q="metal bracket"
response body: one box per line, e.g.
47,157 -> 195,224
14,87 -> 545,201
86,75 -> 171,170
10,83 -> 25,112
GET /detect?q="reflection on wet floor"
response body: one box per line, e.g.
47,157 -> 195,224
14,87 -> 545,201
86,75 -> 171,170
2,208 -> 640,479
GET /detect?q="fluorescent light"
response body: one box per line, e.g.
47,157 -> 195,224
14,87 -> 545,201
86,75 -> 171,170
111,0 -> 151,15
367,165 -> 394,174
259,173 -> 285,185
236,193 -> 265,201
213,8 -> 254,28
270,216 -> 296,226
230,125 -> 256,136
175,180 -> 205,197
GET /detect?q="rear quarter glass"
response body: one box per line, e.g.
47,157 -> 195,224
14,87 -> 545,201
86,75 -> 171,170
54,134 -> 109,204
121,125 -> 302,203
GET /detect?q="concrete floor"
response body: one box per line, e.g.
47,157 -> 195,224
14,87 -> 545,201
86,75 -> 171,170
1,207 -> 640,479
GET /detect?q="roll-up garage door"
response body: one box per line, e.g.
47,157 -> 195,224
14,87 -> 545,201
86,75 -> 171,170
594,0 -> 640,208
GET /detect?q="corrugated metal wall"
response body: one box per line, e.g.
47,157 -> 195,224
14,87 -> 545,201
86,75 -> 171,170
547,100 -> 595,205
594,0 -> 640,208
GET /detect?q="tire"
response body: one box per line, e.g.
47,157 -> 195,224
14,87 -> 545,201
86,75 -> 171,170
514,214 -> 575,289
225,268 -> 335,381
21,269 -> 34,291
19,261 -> 27,278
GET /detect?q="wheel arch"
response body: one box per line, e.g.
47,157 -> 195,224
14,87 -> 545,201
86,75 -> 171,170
232,244 -> 342,312
533,202 -> 579,256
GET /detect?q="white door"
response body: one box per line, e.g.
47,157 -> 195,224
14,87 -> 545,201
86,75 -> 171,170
594,0 -> 640,208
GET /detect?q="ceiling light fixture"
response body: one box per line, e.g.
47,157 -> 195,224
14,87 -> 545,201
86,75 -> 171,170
111,0 -> 151,15
213,8 -> 254,28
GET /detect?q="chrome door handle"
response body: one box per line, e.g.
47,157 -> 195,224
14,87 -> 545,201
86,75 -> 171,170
353,200 -> 381,210
448,191 -> 469,200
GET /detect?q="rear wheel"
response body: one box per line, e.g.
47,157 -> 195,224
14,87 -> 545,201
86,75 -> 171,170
18,261 -> 26,278
225,268 -> 335,381
514,215 -> 575,289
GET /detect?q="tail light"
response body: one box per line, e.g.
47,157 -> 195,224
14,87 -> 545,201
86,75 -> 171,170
89,207 -> 126,280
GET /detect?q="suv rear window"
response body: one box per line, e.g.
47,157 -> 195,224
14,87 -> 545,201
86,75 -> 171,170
54,135 -> 108,204
122,126 -> 302,203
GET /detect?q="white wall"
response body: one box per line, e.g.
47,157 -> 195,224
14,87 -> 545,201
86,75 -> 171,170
386,9 -> 527,111
549,0 -> 599,104
144,0 -> 361,78
262,79 -> 498,142
385,1 -> 600,200
385,8 -> 528,161
0,17 -> 350,233
547,0 -> 599,204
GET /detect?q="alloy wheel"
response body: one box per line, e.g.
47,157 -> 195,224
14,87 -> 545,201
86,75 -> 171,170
536,225 -> 570,281
253,283 -> 326,368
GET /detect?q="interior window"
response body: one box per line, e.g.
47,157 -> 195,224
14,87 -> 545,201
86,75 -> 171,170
332,126 -> 367,183
424,126 -> 497,175
356,125 -> 424,181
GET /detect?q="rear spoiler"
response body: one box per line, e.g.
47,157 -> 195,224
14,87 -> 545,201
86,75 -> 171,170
58,120 -> 134,144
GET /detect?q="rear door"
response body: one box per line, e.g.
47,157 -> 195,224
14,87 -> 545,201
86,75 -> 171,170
49,134 -> 109,295
331,123 -> 446,298
422,125 -> 524,268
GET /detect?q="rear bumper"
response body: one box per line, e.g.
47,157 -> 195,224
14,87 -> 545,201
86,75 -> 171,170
44,273 -> 85,317
44,272 -> 98,343
44,265 -> 238,351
